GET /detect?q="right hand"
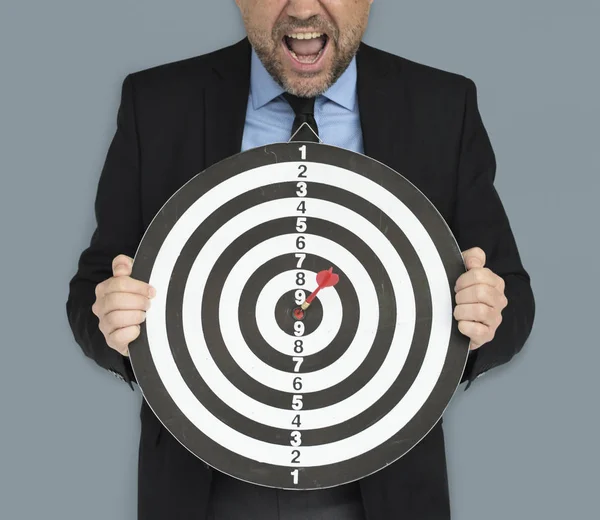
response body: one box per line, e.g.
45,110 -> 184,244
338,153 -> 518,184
92,254 -> 156,356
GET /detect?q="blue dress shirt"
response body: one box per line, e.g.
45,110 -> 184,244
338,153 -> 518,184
241,48 -> 364,154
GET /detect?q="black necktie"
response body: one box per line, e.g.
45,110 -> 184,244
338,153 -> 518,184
283,93 -> 320,142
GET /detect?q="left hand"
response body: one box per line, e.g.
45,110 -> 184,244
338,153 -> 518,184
454,247 -> 508,350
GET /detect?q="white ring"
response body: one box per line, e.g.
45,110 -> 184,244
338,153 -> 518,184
184,203 -> 409,415
216,235 -> 380,392
145,161 -> 452,467
255,270 -> 343,356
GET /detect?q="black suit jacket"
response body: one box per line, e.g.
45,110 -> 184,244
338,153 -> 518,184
66,38 -> 535,519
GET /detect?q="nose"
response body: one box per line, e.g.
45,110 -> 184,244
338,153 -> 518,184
285,0 -> 324,20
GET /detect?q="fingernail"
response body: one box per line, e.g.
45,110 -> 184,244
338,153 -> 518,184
148,286 -> 156,298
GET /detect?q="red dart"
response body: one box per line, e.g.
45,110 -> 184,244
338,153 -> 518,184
301,267 -> 339,310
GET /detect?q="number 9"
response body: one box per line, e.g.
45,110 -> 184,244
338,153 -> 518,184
294,321 -> 305,336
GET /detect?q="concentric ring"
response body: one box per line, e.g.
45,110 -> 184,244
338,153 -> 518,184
240,253 -> 357,372
254,270 -> 343,356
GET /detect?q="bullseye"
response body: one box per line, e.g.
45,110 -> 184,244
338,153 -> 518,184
128,141 -> 469,491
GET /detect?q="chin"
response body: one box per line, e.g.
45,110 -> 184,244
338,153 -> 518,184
280,62 -> 334,98
284,76 -> 329,98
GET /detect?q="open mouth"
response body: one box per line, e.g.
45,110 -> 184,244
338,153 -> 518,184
283,32 -> 329,65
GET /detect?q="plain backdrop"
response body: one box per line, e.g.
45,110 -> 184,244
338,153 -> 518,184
1,1 -> 598,518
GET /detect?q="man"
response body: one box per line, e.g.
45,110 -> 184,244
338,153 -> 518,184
66,0 -> 535,518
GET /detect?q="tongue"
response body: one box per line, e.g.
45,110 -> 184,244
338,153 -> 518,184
288,37 -> 324,56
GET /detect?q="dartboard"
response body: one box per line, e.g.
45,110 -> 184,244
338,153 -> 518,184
129,142 -> 469,490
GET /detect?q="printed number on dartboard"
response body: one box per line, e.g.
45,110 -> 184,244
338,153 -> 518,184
291,145 -> 308,486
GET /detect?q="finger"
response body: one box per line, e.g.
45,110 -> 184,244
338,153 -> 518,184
455,267 -> 499,292
454,303 -> 501,328
102,275 -> 155,299
98,292 -> 152,316
102,310 -> 147,334
112,254 -> 134,277
462,247 -> 486,270
457,320 -> 493,347
107,325 -> 140,356
455,284 -> 507,309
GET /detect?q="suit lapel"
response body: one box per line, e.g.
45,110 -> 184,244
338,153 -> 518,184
203,38 -> 252,169
356,42 -> 407,174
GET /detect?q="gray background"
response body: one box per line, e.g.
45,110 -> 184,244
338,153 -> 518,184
1,0 -> 598,518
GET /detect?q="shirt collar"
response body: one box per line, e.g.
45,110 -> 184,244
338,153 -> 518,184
250,47 -> 357,112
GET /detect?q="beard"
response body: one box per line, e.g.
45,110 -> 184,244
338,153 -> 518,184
246,15 -> 365,98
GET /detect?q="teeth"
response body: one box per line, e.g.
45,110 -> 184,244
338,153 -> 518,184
287,32 -> 323,40
289,48 -> 324,64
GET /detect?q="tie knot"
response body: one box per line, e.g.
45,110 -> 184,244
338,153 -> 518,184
283,93 -> 316,117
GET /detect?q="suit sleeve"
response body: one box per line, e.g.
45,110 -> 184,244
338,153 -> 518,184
65,74 -> 143,390
452,78 -> 535,389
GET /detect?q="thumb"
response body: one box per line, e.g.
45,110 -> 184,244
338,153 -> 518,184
462,247 -> 486,270
112,254 -> 133,277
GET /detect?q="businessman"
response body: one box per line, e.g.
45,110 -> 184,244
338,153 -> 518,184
66,1 -> 535,518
